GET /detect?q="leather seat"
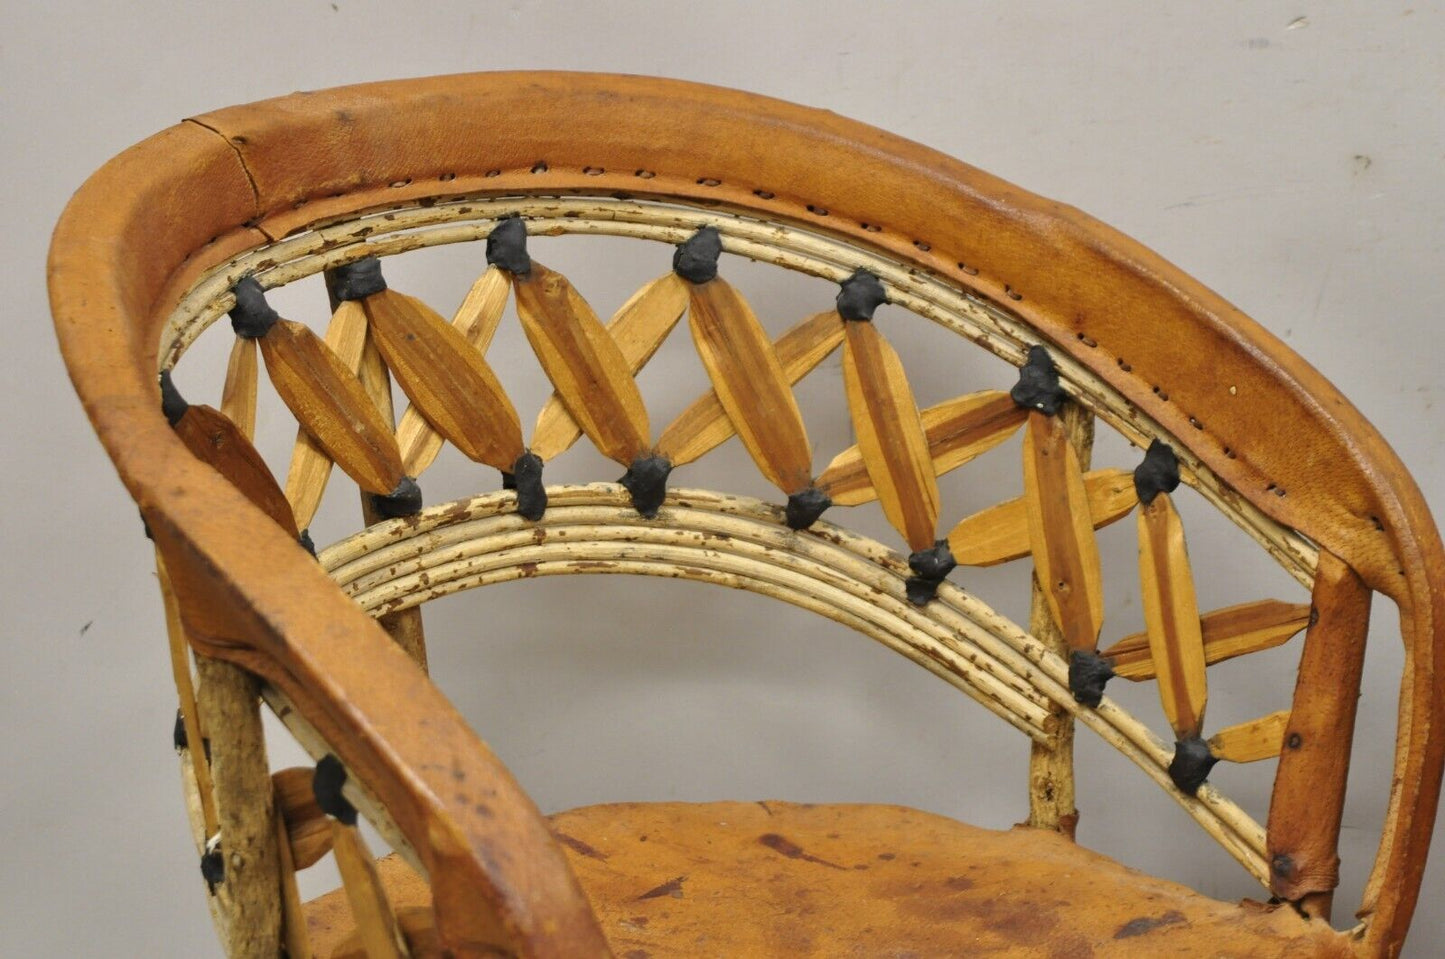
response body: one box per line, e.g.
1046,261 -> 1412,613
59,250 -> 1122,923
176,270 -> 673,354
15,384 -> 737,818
306,802 -> 1349,958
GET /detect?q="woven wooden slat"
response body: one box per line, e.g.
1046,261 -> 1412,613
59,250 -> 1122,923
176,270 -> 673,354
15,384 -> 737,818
819,390 -> 1026,506
1020,411 -> 1105,651
532,273 -> 689,460
330,820 -> 411,958
514,262 -> 650,465
396,265 -> 510,476
947,468 -> 1136,568
220,336 -> 258,439
659,310 -> 840,468
281,301 -> 371,527
1103,599 -> 1312,681
263,315 -> 406,497
272,766 -> 331,870
683,278 -> 814,493
1137,491 -> 1208,740
173,403 -> 298,537
1209,710 -> 1290,764
841,320 -> 939,550
364,288 -> 524,472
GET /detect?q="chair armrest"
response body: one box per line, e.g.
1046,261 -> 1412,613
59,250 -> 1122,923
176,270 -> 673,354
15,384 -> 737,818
146,444 -> 609,959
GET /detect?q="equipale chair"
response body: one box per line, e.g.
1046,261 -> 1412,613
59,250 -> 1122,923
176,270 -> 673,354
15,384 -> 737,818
49,73 -> 1443,958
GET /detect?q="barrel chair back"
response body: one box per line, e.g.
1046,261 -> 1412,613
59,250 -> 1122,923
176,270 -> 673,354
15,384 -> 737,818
49,73 -> 1443,958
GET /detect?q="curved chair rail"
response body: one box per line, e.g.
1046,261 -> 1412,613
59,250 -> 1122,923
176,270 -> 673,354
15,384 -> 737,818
50,72 -> 1443,957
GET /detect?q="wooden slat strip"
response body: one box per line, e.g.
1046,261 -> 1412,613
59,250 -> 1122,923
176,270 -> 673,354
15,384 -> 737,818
174,403 -> 299,537
1209,710 -> 1291,764
1267,550 -> 1371,913
659,310 -> 840,467
819,390 -> 1027,506
364,289 -> 524,472
156,553 -> 217,838
841,320 -> 939,549
264,316 -> 406,496
220,336 -> 258,440
947,468 -> 1136,567
1103,599 -> 1312,680
330,821 -> 411,958
274,799 -> 315,959
1137,491 -> 1208,739
1025,400 -> 1093,835
281,302 -> 372,527
1020,411 -> 1105,650
396,266 -> 510,476
532,273 -> 689,460
682,278 -> 814,493
514,262 -> 650,465
349,326 -> 432,673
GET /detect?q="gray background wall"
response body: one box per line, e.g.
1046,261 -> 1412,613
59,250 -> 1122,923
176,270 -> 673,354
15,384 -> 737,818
4,2 -> 1443,955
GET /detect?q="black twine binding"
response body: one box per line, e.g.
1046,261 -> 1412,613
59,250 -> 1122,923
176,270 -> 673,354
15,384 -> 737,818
329,257 -> 387,301
1133,439 -> 1181,505
509,451 -> 547,521
672,226 -> 722,284
173,710 -> 188,751
1167,736 -> 1219,795
229,276 -> 279,339
905,540 -> 956,605
836,269 -> 887,321
1068,650 -> 1115,707
371,477 -> 422,519
298,528 -> 317,558
313,754 -> 357,826
200,839 -> 225,893
159,371 -> 188,426
785,487 -> 831,530
486,216 -> 531,275
1010,345 -> 1064,415
619,454 -> 673,518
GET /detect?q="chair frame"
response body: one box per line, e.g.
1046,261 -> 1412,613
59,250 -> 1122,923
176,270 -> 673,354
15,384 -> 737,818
49,72 -> 1443,958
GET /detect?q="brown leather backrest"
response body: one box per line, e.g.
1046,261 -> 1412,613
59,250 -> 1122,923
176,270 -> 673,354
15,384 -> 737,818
51,72 -> 1443,957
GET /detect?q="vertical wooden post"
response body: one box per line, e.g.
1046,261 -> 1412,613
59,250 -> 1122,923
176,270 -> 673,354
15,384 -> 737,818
1026,401 -> 1094,835
195,654 -> 283,958
1266,550 -> 1371,921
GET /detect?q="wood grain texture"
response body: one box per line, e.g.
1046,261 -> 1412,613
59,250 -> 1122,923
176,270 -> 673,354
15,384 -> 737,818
330,821 -> 411,958
157,553 -> 217,838
273,766 -> 331,870
1209,710 -> 1290,764
659,309 -> 840,468
1020,412 -> 1105,651
1137,492 -> 1208,740
842,320 -> 939,549
306,803 -> 1354,959
681,278 -> 813,492
364,288 -> 523,471
50,74 -> 1445,958
271,303 -> 390,525
274,805 -> 314,959
221,335 -> 258,439
1268,551 -> 1371,910
948,468 -> 1136,568
1104,599 -> 1312,681
820,390 -> 1026,506
1027,401 -> 1092,835
396,266 -> 511,477
532,272 -> 688,460
174,404 -> 299,537
195,654 -> 282,958
514,262 -> 649,465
